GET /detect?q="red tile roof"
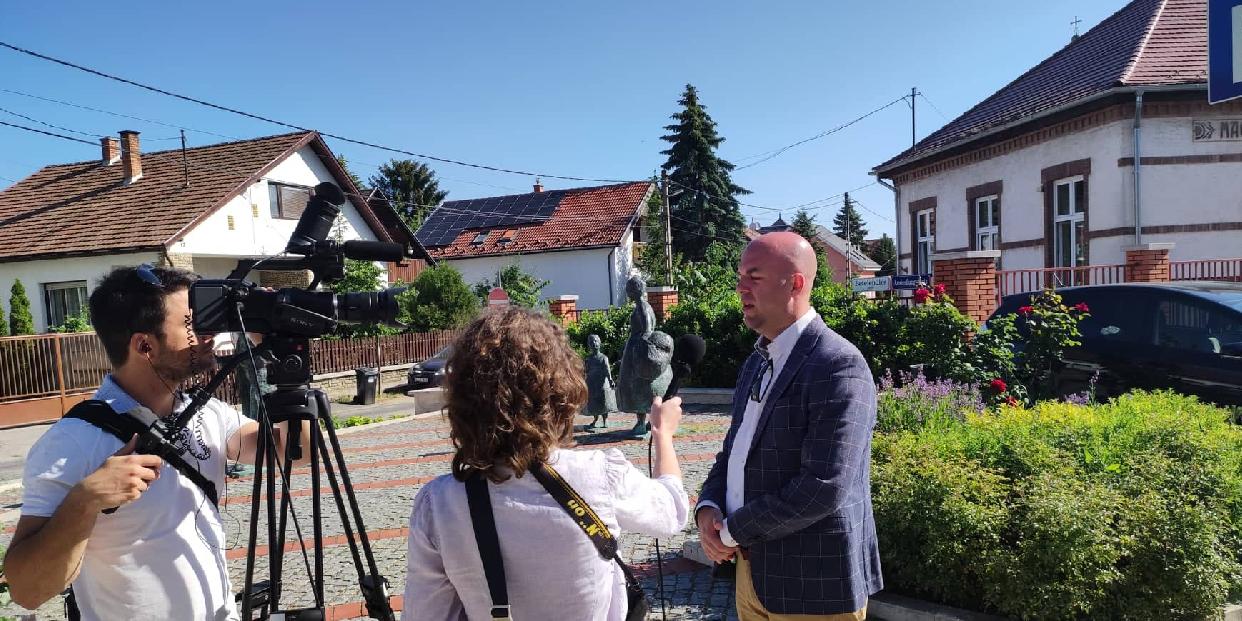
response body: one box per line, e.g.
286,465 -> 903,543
424,182 -> 652,260
0,131 -> 395,262
875,0 -> 1206,175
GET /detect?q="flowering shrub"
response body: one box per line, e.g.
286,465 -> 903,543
1005,289 -> 1090,403
876,370 -> 984,433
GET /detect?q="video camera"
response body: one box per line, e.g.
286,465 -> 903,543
189,181 -> 412,340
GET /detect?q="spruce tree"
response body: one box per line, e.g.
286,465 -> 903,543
790,210 -> 820,246
832,193 -> 869,247
660,84 -> 748,261
870,234 -> 898,277
370,159 -> 449,232
9,279 -> 35,335
0,292 -> 7,336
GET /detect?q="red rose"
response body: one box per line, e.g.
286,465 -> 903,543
1018,305 -> 1034,316
913,288 -> 931,303
933,283 -> 947,296
1006,396 -> 1019,407
1074,302 -> 1090,313
990,378 -> 1008,393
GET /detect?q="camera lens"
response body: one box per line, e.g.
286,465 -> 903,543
337,288 -> 405,324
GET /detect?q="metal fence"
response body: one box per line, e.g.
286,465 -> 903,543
995,264 -> 1128,304
1171,258 -> 1242,283
0,330 -> 461,406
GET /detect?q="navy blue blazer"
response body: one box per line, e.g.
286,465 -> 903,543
699,316 -> 883,615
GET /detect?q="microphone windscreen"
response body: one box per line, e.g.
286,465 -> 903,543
313,182 -> 346,206
672,334 -> 707,367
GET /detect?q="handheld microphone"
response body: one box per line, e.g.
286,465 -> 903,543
663,334 -> 706,400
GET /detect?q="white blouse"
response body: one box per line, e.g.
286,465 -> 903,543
402,448 -> 690,620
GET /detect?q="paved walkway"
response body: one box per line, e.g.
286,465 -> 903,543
0,402 -> 741,620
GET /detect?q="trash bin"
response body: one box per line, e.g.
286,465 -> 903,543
355,367 -> 380,405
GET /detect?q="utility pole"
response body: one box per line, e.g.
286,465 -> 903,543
909,87 -> 918,147
845,192 -> 853,279
660,170 -> 673,285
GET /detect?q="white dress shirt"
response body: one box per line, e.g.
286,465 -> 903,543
403,447 -> 689,620
698,309 -> 817,547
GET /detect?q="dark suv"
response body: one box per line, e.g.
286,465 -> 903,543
990,282 -> 1242,406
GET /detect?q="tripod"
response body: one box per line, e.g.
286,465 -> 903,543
237,382 -> 394,621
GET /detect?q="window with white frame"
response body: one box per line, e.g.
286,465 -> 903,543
44,281 -> 88,328
1052,176 -> 1086,268
974,195 -> 1000,251
915,209 -> 934,275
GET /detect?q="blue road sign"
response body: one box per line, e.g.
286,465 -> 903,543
1209,0 -> 1242,104
892,274 -> 932,291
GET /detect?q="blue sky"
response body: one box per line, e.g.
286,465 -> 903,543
1,1 -> 1124,239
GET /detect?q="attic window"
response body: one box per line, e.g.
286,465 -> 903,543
269,182 -> 312,220
471,232 -> 489,245
498,229 -> 517,244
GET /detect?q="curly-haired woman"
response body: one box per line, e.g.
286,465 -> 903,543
402,307 -> 689,620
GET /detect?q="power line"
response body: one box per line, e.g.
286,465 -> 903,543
0,87 -> 243,141
0,40 -> 631,184
0,119 -> 97,146
733,96 -> 908,171
918,92 -> 950,122
0,105 -> 103,138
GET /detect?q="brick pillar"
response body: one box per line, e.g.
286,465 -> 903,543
931,250 -> 1001,324
647,286 -> 679,321
1124,243 -> 1174,283
548,295 -> 578,324
160,251 -> 195,272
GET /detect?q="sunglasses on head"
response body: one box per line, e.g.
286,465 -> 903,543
136,263 -> 163,289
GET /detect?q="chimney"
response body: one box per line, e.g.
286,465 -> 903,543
120,130 -> 142,184
533,177 -> 543,193
100,136 -> 120,165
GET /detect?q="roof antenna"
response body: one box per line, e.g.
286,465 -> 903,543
180,129 -> 190,188
1071,15 -> 1083,43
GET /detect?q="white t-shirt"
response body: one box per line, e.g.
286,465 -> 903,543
21,375 -> 245,621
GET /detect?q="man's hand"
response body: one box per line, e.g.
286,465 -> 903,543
75,435 -> 162,512
695,506 -> 737,562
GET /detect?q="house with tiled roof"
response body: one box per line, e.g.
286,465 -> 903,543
415,181 -> 654,309
873,0 -> 1239,281
753,218 -> 881,281
0,130 -> 416,332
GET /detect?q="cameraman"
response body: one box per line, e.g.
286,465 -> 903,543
3,265 -> 309,620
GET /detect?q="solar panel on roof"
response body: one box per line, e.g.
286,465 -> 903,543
415,189 -> 569,247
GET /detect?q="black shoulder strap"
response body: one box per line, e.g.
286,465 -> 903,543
63,400 -> 219,508
530,463 -> 644,589
464,472 -> 511,620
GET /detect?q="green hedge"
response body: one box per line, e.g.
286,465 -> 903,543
873,390 -> 1242,619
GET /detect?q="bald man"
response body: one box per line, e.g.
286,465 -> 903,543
695,232 -> 882,620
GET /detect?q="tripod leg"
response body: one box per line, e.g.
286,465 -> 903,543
240,420 -> 268,621
315,392 -> 394,621
311,417 -> 325,607
267,423 -> 280,613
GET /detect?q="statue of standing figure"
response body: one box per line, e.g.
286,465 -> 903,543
616,275 -> 673,438
582,334 -> 618,429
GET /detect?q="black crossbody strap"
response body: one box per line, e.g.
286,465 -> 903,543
464,472 -> 511,620
63,400 -> 219,508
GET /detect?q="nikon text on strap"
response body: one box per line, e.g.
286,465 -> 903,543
63,400 -> 220,508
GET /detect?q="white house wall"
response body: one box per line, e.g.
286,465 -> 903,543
896,110 -> 1242,274
0,251 -> 159,333
175,146 -> 380,265
445,247 -> 621,310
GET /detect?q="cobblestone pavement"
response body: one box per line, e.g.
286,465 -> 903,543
1,406 -> 741,620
